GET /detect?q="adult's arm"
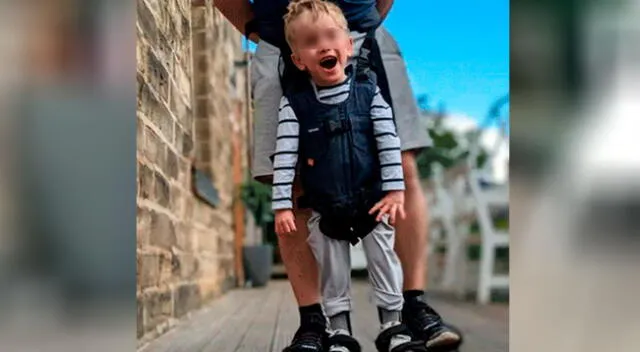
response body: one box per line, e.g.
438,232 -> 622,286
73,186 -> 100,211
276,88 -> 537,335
376,0 -> 394,21
193,0 -> 259,42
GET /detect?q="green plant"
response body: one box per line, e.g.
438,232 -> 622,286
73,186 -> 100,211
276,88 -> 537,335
416,111 -> 488,179
239,178 -> 274,230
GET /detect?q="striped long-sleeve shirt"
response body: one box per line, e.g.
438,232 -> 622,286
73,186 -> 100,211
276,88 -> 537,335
272,78 -> 405,210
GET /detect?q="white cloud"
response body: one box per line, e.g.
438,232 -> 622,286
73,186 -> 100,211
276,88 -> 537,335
441,113 -> 478,133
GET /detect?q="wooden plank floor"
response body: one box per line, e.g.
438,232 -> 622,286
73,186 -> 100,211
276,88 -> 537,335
140,279 -> 508,352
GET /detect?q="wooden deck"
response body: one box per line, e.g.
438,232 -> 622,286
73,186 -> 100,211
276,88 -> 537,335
139,279 -> 507,352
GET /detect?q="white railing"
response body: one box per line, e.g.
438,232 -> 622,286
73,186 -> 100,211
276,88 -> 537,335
427,96 -> 509,303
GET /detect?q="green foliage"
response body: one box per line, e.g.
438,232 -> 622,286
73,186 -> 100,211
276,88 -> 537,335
239,178 -> 274,229
416,104 -> 488,179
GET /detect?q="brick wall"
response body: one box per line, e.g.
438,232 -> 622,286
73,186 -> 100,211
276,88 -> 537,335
137,0 -> 247,343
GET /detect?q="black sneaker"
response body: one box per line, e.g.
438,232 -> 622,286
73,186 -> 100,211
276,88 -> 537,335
402,298 -> 462,351
284,310 -> 329,352
282,326 -> 327,352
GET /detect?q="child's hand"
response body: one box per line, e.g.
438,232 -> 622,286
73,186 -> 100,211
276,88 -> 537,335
275,209 -> 297,236
368,190 -> 406,225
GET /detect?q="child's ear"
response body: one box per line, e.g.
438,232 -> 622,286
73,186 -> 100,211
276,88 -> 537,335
291,52 -> 307,71
346,36 -> 354,56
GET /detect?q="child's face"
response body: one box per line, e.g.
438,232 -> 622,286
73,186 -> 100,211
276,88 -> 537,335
289,12 -> 353,86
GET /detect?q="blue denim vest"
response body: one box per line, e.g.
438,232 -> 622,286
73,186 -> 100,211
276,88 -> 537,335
288,66 -> 383,243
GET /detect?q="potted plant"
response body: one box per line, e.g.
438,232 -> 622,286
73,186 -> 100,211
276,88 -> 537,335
239,178 -> 274,287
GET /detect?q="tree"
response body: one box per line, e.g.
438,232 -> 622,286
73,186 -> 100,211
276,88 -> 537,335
415,95 -> 488,179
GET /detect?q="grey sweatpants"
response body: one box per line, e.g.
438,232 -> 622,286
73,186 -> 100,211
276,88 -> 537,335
307,212 -> 404,318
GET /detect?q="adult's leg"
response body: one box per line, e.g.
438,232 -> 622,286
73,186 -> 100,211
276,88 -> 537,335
375,26 -> 462,351
373,26 -> 430,291
251,40 -> 321,307
395,151 -> 428,291
282,184 -> 321,307
251,41 -> 324,352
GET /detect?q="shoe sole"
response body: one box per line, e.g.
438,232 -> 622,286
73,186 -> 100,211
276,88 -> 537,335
425,331 -> 462,351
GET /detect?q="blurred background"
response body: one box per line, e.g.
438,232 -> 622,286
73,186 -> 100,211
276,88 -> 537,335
511,1 -> 640,351
0,0 -> 637,351
0,0 -> 136,350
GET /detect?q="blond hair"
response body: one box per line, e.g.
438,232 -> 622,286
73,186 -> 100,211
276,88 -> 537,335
284,0 -> 349,48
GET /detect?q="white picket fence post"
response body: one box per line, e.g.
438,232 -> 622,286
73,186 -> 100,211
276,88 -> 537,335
426,97 -> 509,303
466,168 -> 509,304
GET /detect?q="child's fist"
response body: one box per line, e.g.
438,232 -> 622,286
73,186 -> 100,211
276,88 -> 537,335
275,209 -> 297,236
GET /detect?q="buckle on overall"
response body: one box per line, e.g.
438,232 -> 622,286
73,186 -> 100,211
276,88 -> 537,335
324,119 -> 351,135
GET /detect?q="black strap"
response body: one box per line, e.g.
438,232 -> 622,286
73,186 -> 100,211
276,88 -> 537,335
364,30 -> 395,113
351,30 -> 396,131
374,323 -> 427,352
323,118 -> 351,135
328,334 -> 362,352
354,32 -> 373,80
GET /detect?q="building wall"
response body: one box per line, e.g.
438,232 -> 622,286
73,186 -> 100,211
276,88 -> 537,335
136,0 -> 247,342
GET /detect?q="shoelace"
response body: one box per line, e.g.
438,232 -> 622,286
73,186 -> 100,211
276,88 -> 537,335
410,301 -> 442,331
292,329 -> 324,350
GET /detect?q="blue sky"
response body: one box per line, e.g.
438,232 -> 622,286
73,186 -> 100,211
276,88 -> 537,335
383,0 -> 509,123
244,0 -> 509,124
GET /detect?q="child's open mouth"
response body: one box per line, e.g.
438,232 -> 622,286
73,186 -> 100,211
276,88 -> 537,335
319,56 -> 338,69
